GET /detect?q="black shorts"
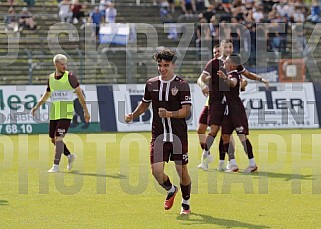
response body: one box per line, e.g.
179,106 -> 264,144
198,106 -> 209,125
150,139 -> 188,165
49,119 -> 71,138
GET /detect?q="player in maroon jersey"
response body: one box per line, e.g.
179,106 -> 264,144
124,49 -> 192,215
197,39 -> 268,171
217,54 -> 258,173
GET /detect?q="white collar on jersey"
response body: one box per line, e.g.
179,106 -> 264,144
226,70 -> 238,75
159,75 -> 176,83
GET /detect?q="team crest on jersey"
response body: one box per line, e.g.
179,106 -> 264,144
171,86 -> 178,96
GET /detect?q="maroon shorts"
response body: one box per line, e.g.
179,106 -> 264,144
207,102 -> 225,126
49,119 -> 71,138
150,139 -> 188,165
198,106 -> 209,125
221,113 -> 249,135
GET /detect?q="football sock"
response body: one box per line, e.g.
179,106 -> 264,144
182,198 -> 190,205
161,177 -> 173,191
180,183 -> 191,201
242,139 -> 254,159
202,150 -> 209,158
219,137 -> 226,160
230,159 -> 237,166
249,158 -> 256,167
205,134 -> 215,151
54,140 -> 64,165
226,142 -> 235,160
63,144 -> 71,156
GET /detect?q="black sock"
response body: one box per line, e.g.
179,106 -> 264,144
200,142 -> 206,150
161,177 -> 173,191
242,139 -> 254,159
180,183 -> 191,201
219,138 -> 226,160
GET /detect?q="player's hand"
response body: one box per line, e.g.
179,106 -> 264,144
263,79 -> 269,89
158,108 -> 171,118
124,113 -> 133,123
201,85 -> 209,97
217,70 -> 227,80
84,110 -> 90,123
240,79 -> 248,91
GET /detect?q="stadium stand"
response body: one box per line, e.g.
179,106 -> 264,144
0,0 -> 318,84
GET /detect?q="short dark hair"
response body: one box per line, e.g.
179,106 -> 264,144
213,44 -> 220,49
228,53 -> 242,65
153,49 -> 177,63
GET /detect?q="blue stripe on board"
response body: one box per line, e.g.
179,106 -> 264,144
97,85 -> 117,131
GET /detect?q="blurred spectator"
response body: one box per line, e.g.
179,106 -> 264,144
252,7 -> 264,22
19,7 -> 36,30
292,5 -> 305,23
4,7 -> 18,32
71,0 -> 86,24
88,6 -> 104,40
207,15 -> 218,46
181,0 -> 196,16
105,2 -> 117,23
195,0 -> 205,12
200,4 -> 215,22
292,24 -> 308,56
99,0 -> 108,17
24,0 -> 35,7
307,0 -> 321,23
58,0 -> 73,23
195,16 -> 212,53
6,0 -> 16,5
160,0 -> 177,40
167,0 -> 175,13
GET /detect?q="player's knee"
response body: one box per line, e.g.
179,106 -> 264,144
221,134 -> 230,143
55,136 -> 64,142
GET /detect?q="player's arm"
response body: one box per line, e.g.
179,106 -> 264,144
124,101 -> 150,123
197,72 -> 210,97
240,78 -> 248,91
74,86 -> 90,123
158,104 -> 191,119
217,70 -> 237,88
242,70 -> 269,88
30,90 -> 51,116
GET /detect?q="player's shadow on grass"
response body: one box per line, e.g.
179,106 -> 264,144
69,170 -> 127,179
0,200 -> 8,206
248,171 -> 313,181
177,212 -> 270,228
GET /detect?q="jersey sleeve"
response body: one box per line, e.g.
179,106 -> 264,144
203,59 -> 213,76
142,83 -> 152,103
68,72 -> 80,89
237,64 -> 246,74
180,81 -> 192,106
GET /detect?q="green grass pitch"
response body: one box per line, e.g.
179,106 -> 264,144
1,129 -> 321,228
